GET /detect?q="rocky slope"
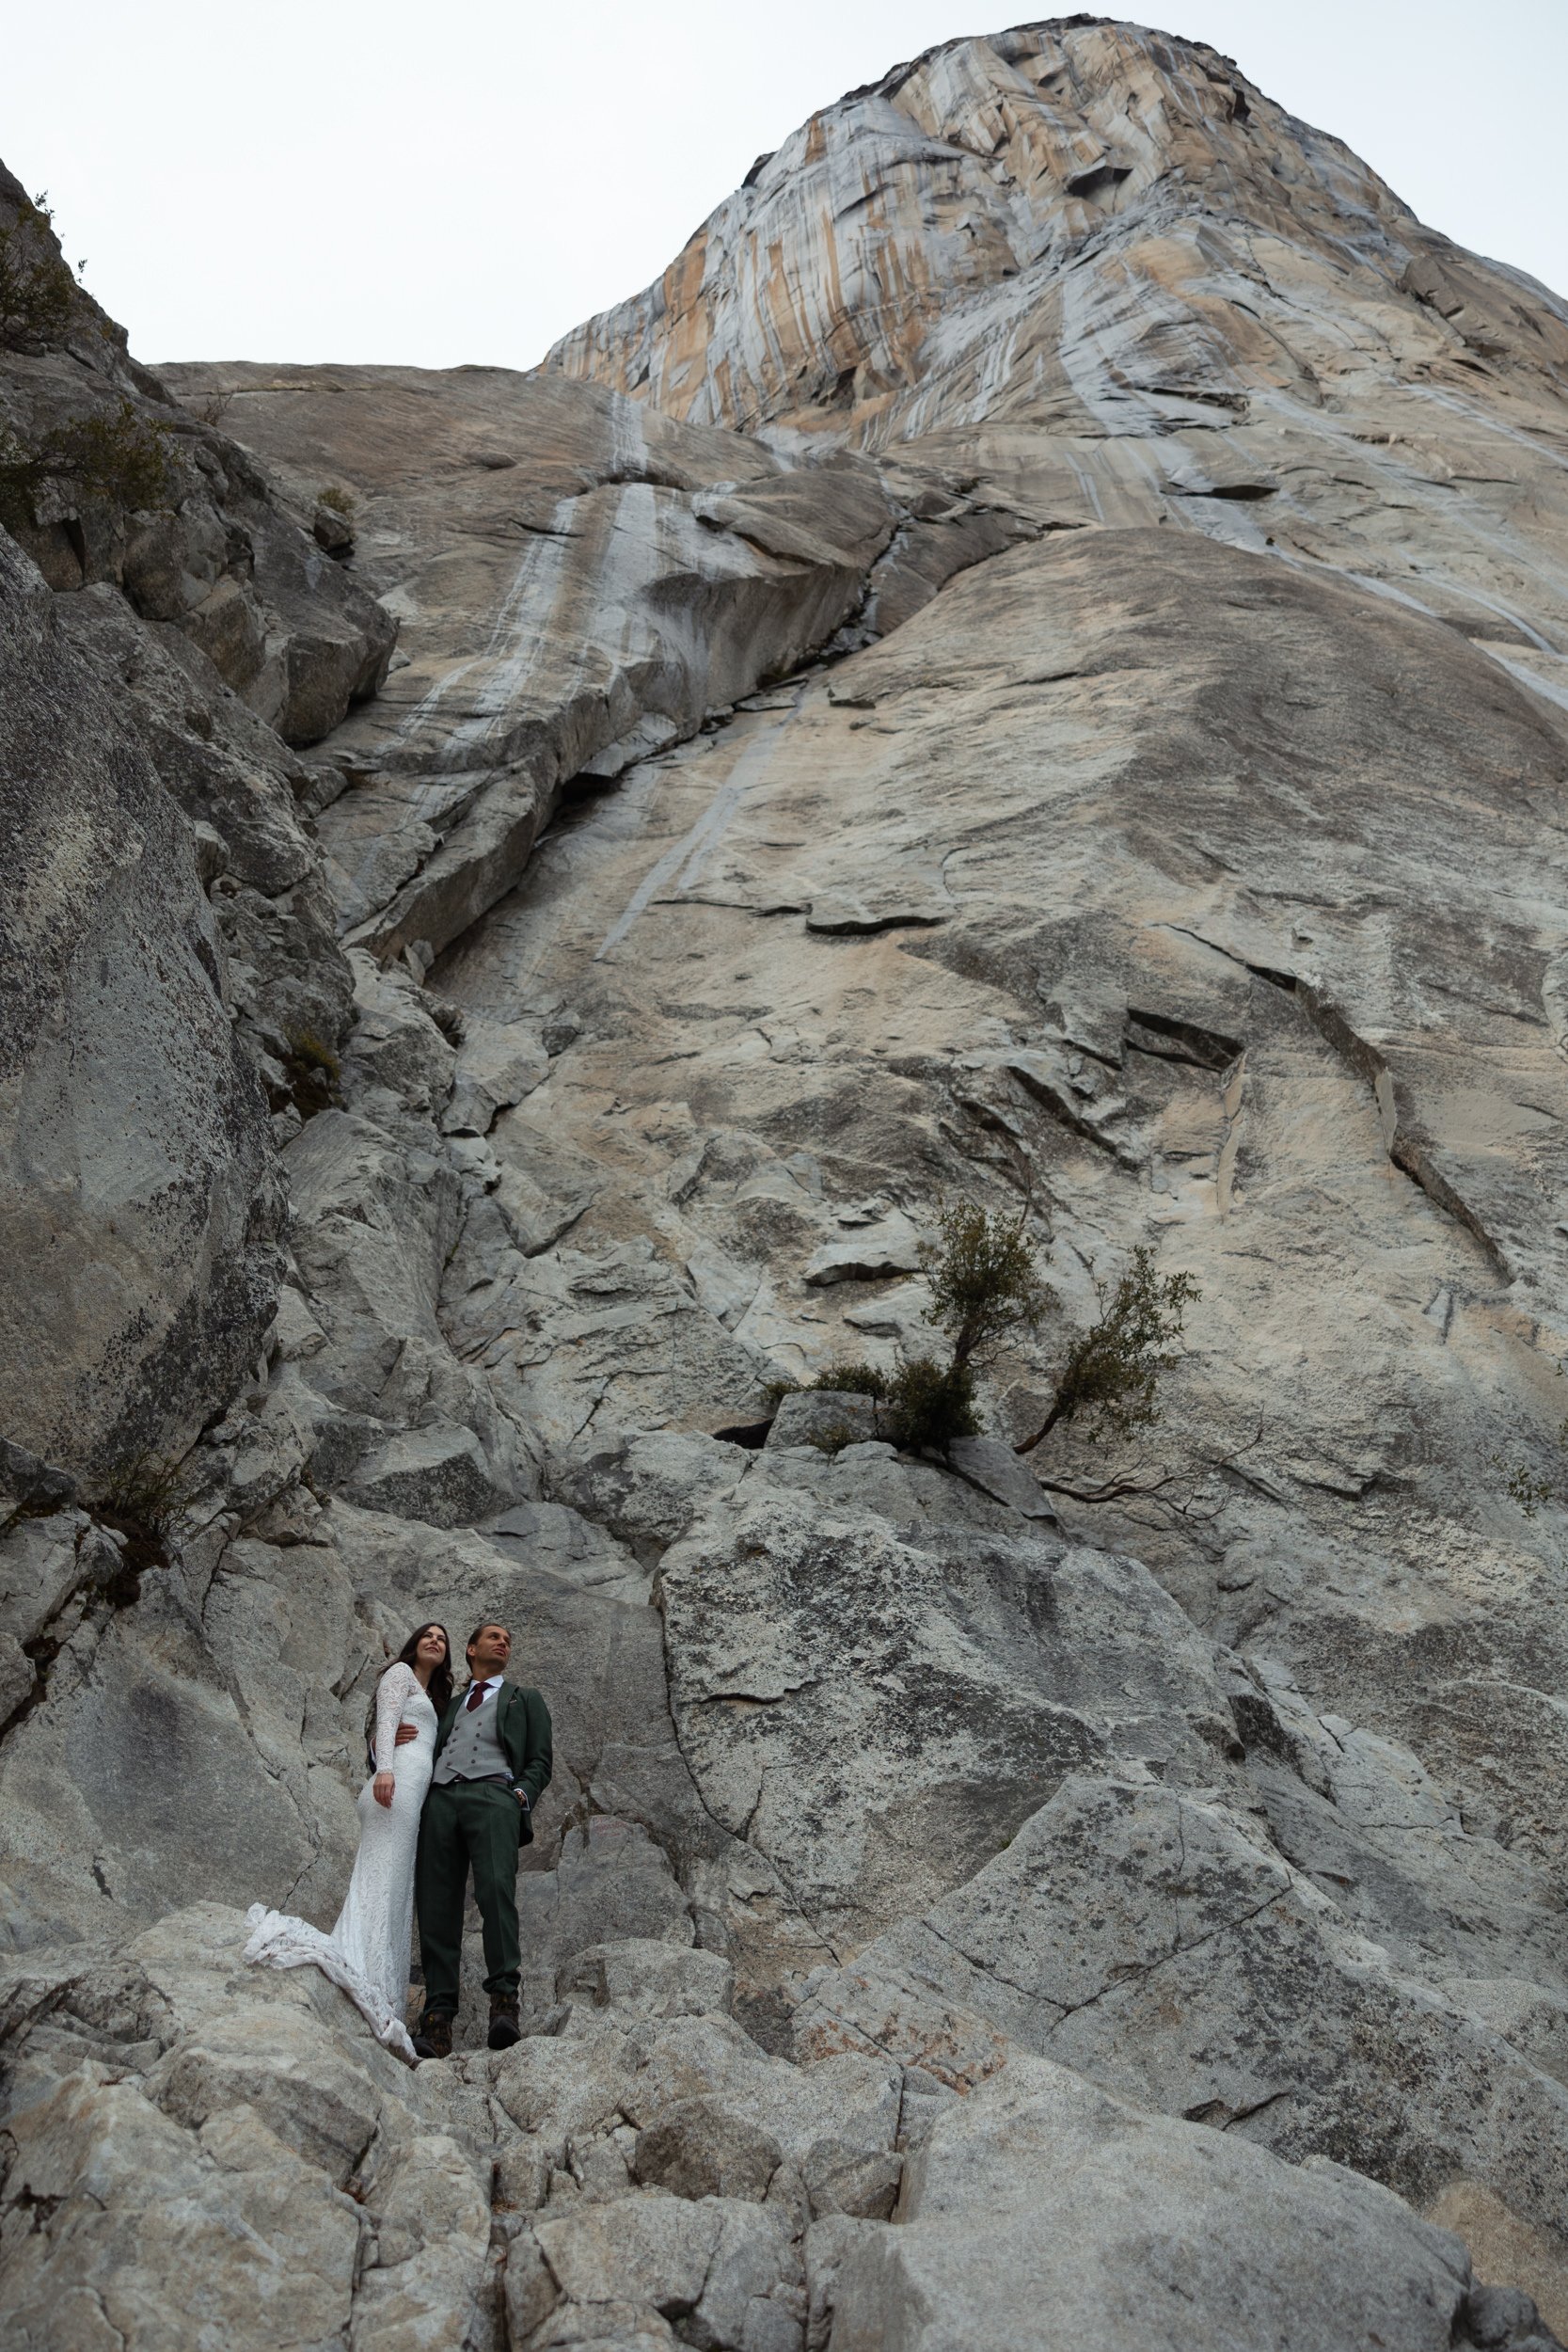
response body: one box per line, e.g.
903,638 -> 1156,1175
6,18 -> 1568,2349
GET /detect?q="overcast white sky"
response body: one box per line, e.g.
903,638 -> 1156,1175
6,2 -> 1564,372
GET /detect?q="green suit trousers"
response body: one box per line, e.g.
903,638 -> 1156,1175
415,1780 -> 523,2014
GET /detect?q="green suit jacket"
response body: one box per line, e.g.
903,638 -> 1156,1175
432,1680 -> 553,1843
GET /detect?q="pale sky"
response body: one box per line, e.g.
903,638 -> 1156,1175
5,3 -> 1565,372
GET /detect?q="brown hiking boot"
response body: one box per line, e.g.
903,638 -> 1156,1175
412,2011 -> 452,2061
487,1994 -> 521,2052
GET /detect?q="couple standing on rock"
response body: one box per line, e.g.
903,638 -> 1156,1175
245,1619 -> 552,2063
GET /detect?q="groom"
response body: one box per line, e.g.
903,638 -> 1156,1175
409,1619 -> 552,2059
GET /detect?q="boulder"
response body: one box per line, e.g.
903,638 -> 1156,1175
799,1772 -> 1568,2287
765,1390 -> 882,1451
311,500 -> 354,554
631,2096 -> 784,2201
820,2051 -> 1517,2352
532,2196 -> 801,2352
557,1938 -> 735,2022
344,1420 -> 515,1527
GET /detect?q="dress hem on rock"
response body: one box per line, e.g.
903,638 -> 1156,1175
243,1901 -> 419,2063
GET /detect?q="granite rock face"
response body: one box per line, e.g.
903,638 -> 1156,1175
0,167 -> 394,745
0,534 -> 282,1476
0,1904 -> 897,2351
5,1908 -> 1559,2351
549,18 -> 1568,746
797,1767 -> 1568,2257
0,172 -> 390,1480
155,361 -> 903,970
657,1467 -> 1235,1952
8,17 -> 1568,2350
547,17 -> 1568,457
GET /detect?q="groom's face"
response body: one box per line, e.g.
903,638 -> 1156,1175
468,1624 -> 511,1677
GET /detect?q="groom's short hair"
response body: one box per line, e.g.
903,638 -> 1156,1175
467,1619 -> 509,1657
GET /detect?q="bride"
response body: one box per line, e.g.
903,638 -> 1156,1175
244,1622 -> 452,2061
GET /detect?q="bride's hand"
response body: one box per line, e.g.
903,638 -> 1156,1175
372,1772 -> 396,1808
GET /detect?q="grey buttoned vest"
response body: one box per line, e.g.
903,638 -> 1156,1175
433,1685 -> 511,1786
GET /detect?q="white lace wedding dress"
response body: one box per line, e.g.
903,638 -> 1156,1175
244,1661 -> 436,2062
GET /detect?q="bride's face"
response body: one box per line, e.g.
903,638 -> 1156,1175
417,1628 -> 448,1667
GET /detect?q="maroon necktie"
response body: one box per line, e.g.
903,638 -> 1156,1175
466,1680 -> 485,1711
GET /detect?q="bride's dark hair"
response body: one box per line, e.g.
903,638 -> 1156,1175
363,1623 -> 454,1771
392,1621 -> 453,1715
369,1628 -> 460,1769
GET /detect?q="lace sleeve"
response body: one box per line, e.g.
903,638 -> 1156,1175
373,1663 -> 416,1771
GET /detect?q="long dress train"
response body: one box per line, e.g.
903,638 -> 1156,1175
244,1661 -> 436,2061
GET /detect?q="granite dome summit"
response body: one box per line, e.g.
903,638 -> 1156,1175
5,19 -> 1568,2351
549,15 -> 1568,448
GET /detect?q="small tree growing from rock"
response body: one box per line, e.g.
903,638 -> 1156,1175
868,1196 -> 1053,1451
1015,1246 -> 1199,1455
921,1197 -> 1053,1376
772,1201 -> 1196,1465
784,1198 -> 1050,1453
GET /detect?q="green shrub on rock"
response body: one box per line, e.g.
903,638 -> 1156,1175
1015,1245 -> 1198,1454
278,1027 -> 343,1120
765,1360 -> 889,1410
94,1450 -> 197,1591
880,1355 -> 982,1453
768,1200 -> 1197,1472
0,399 -> 176,533
770,1199 -> 1039,1458
777,1355 -> 982,1456
920,1197 -> 1053,1376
